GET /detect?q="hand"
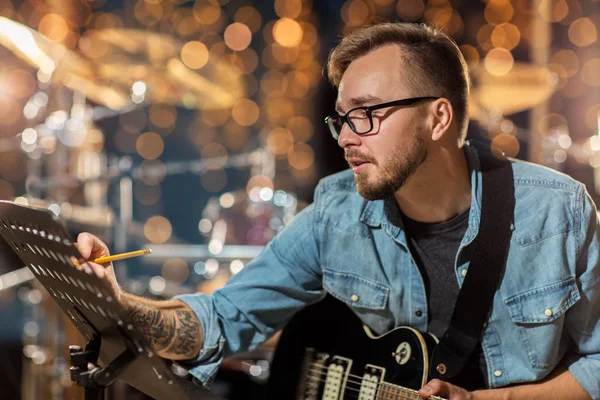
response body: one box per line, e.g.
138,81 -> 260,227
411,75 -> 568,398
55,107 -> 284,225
419,379 -> 473,400
75,232 -> 121,303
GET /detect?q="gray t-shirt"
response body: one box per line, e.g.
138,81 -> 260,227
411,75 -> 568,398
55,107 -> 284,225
385,198 -> 487,389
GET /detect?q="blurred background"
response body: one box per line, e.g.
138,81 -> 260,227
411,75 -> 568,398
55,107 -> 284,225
0,0 -> 598,398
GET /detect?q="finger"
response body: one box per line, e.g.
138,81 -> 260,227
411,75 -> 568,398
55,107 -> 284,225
76,232 -> 95,259
419,379 -> 444,398
77,232 -> 109,259
83,261 -> 106,279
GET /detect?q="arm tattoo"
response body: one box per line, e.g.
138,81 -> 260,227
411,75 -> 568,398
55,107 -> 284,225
167,309 -> 200,355
127,304 -> 176,351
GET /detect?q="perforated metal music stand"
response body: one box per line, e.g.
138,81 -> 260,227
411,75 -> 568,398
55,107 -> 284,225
0,201 -> 220,400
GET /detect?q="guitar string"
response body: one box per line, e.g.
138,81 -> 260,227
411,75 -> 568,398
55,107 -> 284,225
307,364 -> 421,397
305,364 -> 443,400
305,370 -> 420,400
305,369 -> 443,400
304,369 -> 433,400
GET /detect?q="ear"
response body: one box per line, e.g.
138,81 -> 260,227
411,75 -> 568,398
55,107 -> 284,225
430,98 -> 453,142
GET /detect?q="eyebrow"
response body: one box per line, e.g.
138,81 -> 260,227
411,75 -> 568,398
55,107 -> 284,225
335,95 -> 382,113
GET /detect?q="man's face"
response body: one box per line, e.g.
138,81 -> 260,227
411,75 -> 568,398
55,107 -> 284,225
336,44 -> 429,200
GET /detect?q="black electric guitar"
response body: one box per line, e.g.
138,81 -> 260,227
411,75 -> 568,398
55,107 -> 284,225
267,295 -> 446,400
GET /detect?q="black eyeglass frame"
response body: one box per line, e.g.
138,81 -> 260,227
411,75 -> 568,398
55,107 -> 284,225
324,96 -> 440,139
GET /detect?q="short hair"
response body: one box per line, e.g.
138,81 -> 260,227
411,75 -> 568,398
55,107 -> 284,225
326,22 -> 470,143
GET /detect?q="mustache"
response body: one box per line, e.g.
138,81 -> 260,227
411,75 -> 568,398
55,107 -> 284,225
344,150 -> 376,164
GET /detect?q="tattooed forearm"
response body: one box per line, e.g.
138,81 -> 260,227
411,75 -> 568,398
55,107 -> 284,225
166,309 -> 201,355
127,304 -> 177,351
119,293 -> 203,359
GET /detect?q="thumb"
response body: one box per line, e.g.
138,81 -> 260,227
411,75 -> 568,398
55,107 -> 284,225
76,232 -> 108,259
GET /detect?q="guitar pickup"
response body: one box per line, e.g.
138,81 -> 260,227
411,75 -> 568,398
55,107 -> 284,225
359,365 -> 385,400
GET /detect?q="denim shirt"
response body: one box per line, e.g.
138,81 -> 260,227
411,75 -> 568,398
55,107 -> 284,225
176,144 -> 600,399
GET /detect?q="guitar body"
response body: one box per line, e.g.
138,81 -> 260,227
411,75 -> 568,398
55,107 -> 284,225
267,295 -> 442,400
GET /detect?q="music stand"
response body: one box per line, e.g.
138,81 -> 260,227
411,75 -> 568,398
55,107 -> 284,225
0,201 -> 221,400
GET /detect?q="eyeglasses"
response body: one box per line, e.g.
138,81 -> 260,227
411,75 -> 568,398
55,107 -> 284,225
324,96 -> 440,140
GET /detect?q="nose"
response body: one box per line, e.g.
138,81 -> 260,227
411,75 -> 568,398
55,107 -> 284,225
337,124 -> 361,149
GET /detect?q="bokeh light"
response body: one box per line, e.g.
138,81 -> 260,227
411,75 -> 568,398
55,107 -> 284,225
136,132 -> 165,160
484,48 -> 514,76
38,13 -> 69,43
162,258 -> 189,284
149,104 -> 177,132
288,143 -> 314,170
224,22 -> 252,51
568,18 -> 598,47
287,116 -> 314,142
181,41 -> 209,69
144,216 -> 172,244
193,3 -> 221,25
581,58 -> 600,87
201,142 -> 228,169
267,127 -> 295,157
484,0 -> 514,25
231,99 -> 260,126
134,182 -> 162,206
491,133 -> 520,158
540,0 -> 569,23
550,49 -> 580,79
491,23 -> 521,50
274,0 -> 303,19
234,6 -> 262,33
272,18 -> 303,47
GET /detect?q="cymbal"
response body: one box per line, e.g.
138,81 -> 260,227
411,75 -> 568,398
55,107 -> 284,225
0,19 -> 244,110
80,29 -> 245,109
0,17 -> 130,110
469,62 -> 557,119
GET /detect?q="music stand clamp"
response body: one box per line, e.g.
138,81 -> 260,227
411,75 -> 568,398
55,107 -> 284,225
69,335 -> 138,400
0,201 -> 222,400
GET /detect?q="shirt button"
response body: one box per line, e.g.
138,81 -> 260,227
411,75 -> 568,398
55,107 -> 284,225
494,370 -> 502,377
544,308 -> 553,317
415,309 -> 423,317
350,294 -> 359,302
461,269 -> 467,277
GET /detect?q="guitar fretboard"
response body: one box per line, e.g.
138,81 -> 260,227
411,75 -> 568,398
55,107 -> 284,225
377,382 -> 445,400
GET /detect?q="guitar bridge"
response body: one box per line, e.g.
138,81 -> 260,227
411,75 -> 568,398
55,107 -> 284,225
298,348 -> 352,400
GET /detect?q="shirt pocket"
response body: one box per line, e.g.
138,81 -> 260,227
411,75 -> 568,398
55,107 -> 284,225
504,277 -> 580,369
322,269 -> 391,334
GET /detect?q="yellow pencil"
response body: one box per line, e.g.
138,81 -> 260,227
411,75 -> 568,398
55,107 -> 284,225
75,249 -> 152,266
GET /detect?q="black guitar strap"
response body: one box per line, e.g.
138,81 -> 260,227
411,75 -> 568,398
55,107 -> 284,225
429,148 -> 515,381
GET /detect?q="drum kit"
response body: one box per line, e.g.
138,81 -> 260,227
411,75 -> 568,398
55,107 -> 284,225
0,15 -> 560,400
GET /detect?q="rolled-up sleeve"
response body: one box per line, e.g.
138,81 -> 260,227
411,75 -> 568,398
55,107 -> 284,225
565,189 -> 600,399
174,202 -> 324,386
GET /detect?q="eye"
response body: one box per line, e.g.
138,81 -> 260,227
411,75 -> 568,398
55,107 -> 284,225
349,109 -> 368,119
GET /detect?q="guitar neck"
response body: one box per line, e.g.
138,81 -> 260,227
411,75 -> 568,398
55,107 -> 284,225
377,382 -> 446,400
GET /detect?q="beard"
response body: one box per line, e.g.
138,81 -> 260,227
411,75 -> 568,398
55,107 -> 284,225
352,130 -> 428,201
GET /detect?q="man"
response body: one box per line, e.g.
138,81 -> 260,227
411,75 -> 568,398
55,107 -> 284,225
77,22 -> 600,399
